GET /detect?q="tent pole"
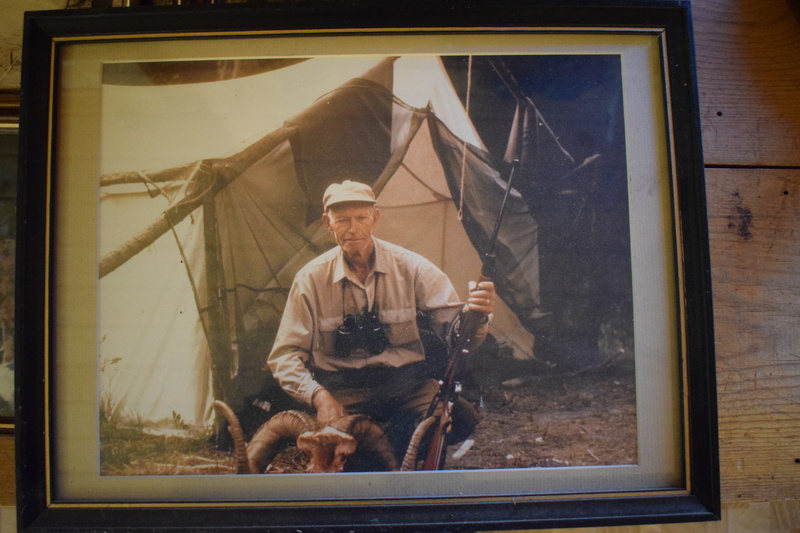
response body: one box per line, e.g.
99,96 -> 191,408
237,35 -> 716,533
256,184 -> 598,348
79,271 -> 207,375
98,127 -> 295,279
100,161 -> 201,187
200,186 -> 235,409
98,190 -> 205,278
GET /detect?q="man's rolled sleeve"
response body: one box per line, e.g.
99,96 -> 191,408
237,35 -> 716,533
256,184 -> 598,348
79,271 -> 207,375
266,278 -> 322,406
267,346 -> 322,405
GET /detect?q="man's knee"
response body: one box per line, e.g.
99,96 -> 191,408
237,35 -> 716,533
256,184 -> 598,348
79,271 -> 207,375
448,397 -> 481,444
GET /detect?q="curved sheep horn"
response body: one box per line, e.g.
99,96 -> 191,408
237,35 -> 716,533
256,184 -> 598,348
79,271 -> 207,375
330,415 -> 399,471
400,415 -> 438,471
247,410 -> 319,473
213,400 -> 250,474
213,401 -> 318,474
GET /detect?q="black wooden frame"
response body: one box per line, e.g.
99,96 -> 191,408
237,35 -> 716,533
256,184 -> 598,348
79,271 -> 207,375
16,1 -> 718,531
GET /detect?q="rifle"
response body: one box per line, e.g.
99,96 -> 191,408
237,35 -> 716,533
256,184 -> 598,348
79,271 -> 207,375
420,159 -> 519,470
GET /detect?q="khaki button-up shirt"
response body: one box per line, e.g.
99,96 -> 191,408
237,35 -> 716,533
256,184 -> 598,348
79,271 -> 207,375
267,237 -> 488,405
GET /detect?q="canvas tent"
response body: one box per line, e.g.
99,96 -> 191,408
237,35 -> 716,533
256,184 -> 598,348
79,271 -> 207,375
98,56 -> 551,431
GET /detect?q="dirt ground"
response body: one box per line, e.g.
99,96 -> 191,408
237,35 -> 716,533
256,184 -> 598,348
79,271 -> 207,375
445,356 -> 637,469
101,351 -> 637,475
259,355 -> 638,473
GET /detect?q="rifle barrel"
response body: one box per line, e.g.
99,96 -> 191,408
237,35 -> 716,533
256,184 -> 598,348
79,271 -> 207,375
420,142 -> 519,471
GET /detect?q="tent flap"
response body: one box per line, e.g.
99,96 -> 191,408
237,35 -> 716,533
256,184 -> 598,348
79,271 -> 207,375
429,117 -> 543,330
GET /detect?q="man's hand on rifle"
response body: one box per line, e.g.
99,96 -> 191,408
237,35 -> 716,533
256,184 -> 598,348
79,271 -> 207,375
465,280 -> 495,317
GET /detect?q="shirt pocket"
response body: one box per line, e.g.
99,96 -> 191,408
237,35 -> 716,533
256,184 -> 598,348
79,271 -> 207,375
318,316 -> 342,359
378,307 -> 419,348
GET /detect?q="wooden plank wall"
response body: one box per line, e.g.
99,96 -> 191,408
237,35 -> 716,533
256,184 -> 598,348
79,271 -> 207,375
1,0 -> 799,531
697,0 -> 800,505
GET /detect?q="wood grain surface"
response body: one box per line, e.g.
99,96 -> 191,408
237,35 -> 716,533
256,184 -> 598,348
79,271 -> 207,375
706,168 -> 800,503
692,0 -> 800,166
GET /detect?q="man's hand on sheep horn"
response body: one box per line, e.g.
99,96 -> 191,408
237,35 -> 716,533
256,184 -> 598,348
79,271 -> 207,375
312,388 -> 347,426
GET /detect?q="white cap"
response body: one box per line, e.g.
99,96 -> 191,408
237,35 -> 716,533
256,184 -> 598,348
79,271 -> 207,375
323,180 -> 377,210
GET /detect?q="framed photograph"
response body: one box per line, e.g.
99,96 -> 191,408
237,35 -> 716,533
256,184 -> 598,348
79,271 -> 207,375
16,1 -> 719,530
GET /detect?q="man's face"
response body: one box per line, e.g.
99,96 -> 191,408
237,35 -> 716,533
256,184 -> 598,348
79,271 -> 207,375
323,203 -> 380,258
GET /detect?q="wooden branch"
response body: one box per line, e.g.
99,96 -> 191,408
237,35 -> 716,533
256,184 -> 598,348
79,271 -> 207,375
98,126 -> 294,279
100,161 -> 201,187
99,185 -> 206,279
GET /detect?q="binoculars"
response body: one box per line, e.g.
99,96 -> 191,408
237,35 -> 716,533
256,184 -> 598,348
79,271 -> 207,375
334,311 -> 390,358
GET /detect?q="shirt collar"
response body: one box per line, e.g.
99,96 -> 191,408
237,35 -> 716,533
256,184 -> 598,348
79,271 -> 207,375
332,237 -> 386,284
371,237 -> 389,274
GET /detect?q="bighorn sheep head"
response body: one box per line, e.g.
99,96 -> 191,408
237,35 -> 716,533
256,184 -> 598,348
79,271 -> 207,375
296,426 -> 356,473
213,401 -> 402,473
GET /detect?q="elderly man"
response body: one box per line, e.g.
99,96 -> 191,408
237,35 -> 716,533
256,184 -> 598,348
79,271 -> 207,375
267,180 -> 495,465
